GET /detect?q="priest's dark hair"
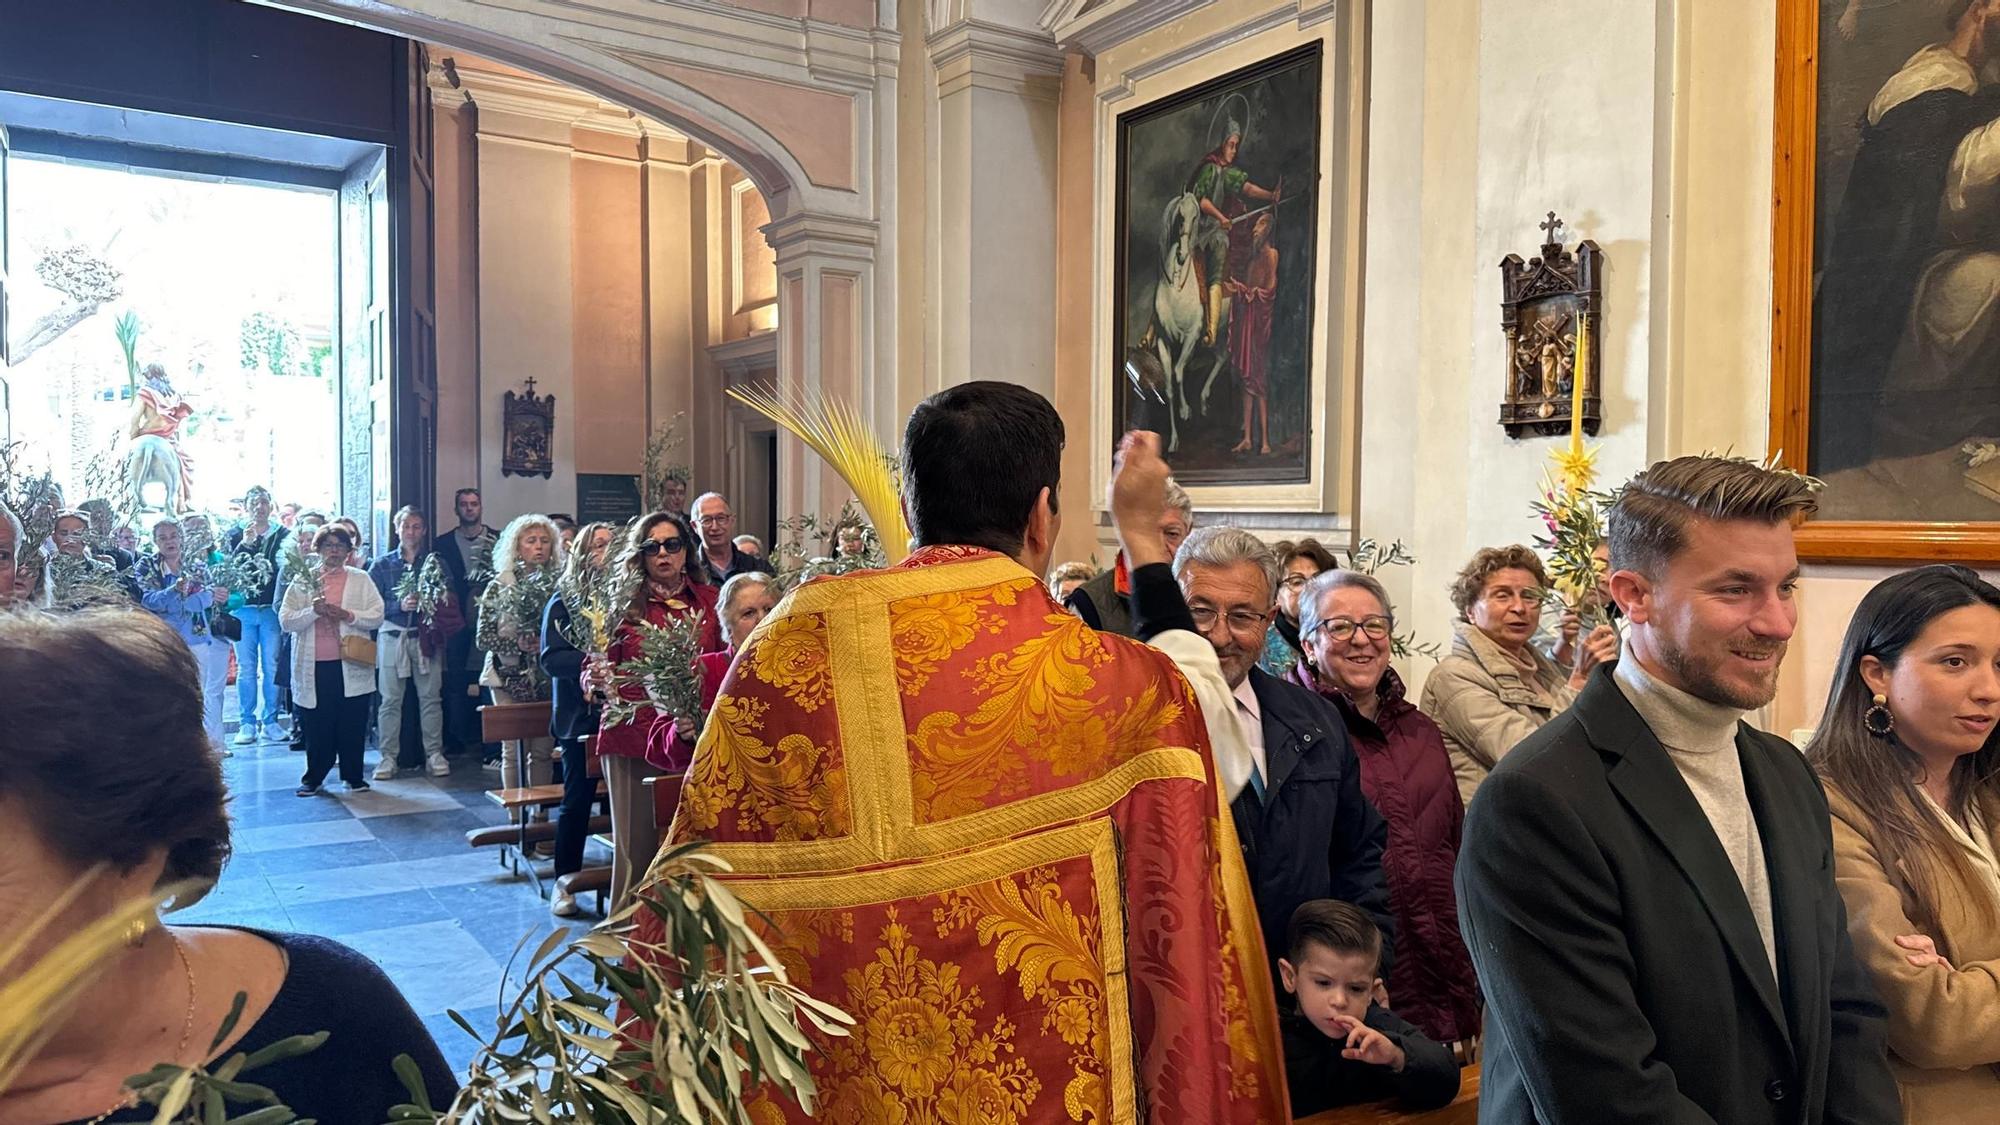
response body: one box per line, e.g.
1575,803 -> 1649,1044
902,381 -> 1063,556
1805,564 -> 2000,945
0,608 -> 231,906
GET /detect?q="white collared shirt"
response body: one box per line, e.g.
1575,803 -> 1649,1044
1232,674 -> 1269,784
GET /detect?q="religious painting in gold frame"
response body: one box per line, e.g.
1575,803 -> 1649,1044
1772,0 -> 2000,563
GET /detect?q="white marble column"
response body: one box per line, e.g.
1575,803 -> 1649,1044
927,0 -> 1064,399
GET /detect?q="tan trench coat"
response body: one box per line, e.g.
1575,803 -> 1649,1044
1421,620 -> 1575,807
1826,783 -> 2000,1123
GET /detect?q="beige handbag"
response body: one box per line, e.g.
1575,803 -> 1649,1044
340,633 -> 378,667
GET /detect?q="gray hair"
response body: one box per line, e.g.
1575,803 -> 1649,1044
1172,526 -> 1280,604
718,571 -> 774,616
689,491 -> 730,521
1299,569 -> 1395,644
0,502 -> 19,543
1164,478 -> 1193,521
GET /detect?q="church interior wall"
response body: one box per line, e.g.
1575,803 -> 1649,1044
426,54 -> 776,530
1048,0 -> 1902,731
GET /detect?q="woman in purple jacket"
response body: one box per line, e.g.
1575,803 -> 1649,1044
1291,568 -> 1482,1049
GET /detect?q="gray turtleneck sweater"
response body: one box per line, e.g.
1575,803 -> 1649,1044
1614,658 -> 1777,977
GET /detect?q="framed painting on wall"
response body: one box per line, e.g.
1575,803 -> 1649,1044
1773,0 -> 2000,562
1112,43 -> 1322,487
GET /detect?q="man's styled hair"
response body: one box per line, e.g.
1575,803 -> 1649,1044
1286,899 -> 1382,971
902,381 -> 1063,556
1447,545 -> 1548,617
689,492 -> 730,520
1163,478 -> 1194,521
1608,456 -> 1820,579
1172,526 -> 1281,603
454,487 -> 481,504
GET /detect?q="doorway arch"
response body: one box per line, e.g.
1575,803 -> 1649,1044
274,0 -> 898,518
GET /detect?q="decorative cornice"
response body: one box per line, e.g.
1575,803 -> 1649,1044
927,19 -> 1064,99
709,331 -> 781,379
764,210 -> 879,266
1043,0 -> 1214,56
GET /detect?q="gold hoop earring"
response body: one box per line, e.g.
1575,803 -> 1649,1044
124,917 -> 151,949
1864,693 -> 1895,738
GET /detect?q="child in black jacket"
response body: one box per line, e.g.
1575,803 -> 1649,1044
1279,899 -> 1461,1117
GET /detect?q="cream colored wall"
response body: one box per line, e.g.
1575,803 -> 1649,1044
1051,0 -> 1892,726
428,57 -> 776,528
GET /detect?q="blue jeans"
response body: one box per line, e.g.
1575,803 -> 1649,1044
232,605 -> 282,725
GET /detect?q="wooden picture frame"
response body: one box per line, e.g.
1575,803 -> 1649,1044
1771,1 -> 2000,563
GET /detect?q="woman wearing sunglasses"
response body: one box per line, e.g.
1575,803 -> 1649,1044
585,511 -> 724,911
1291,568 -> 1481,1055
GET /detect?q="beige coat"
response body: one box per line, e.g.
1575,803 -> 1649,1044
1421,620 -> 1575,807
1825,783 -> 2000,1123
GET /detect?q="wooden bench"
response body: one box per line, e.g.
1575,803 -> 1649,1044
1298,1061 -> 1479,1124
556,866 -> 612,917
477,700 -> 561,892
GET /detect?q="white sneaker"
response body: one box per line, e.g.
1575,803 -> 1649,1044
262,723 -> 287,743
373,760 -> 399,781
426,752 -> 451,777
232,727 -> 256,746
551,891 -> 581,918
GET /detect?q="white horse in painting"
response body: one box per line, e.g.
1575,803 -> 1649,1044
1144,191 -> 1228,453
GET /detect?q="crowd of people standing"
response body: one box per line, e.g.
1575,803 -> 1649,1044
3,380 -> 1998,1119
0,480 -> 775,920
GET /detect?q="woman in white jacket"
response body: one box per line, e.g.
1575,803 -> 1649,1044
281,525 -> 386,796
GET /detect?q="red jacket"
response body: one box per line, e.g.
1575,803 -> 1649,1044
644,649 -> 731,771
597,581 -> 724,761
1292,661 -> 1482,1043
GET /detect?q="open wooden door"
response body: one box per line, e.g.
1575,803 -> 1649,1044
395,40 -> 437,537
337,147 -> 388,531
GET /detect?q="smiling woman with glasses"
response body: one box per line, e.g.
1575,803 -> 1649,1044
590,510 -> 727,912
1290,568 -> 1482,1051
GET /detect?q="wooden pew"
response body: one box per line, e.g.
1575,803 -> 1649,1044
476,699 -> 560,891
646,771 -> 686,832
1296,1061 -> 1480,1125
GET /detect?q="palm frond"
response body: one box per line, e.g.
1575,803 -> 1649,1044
728,385 -> 910,563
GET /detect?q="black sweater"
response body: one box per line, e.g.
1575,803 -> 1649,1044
1281,1003 -> 1460,1118
85,929 -> 458,1124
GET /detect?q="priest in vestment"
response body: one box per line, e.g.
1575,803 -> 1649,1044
645,382 -> 1287,1123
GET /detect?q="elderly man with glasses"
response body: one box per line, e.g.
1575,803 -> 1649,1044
688,492 -> 773,587
1173,525 -> 1393,980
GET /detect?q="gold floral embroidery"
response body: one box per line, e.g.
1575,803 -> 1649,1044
889,581 -> 1024,695
751,612 -> 835,712
935,867 -> 1107,1123
680,692 -> 850,839
909,615 -> 1183,820
820,907 -> 1041,1125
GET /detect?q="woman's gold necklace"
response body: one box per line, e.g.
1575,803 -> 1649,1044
82,931 -> 195,1124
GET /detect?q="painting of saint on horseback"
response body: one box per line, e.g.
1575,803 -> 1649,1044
1113,44 -> 1321,485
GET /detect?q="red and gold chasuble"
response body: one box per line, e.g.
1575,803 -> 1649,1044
645,545 -> 1287,1123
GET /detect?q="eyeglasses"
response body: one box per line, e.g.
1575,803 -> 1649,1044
696,514 -> 734,527
1483,587 -> 1544,608
1279,574 -> 1312,590
1315,616 -> 1391,642
639,537 -> 686,556
1189,605 -> 1270,636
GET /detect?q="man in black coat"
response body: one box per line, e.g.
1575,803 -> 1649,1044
1173,525 -> 1393,975
434,487 -> 497,760
1457,455 -> 1899,1125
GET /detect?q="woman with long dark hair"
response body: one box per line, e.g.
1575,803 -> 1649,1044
1806,564 -> 2000,1122
588,511 -> 723,910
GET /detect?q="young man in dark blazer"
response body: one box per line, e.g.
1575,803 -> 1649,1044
1456,455 -> 1900,1125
